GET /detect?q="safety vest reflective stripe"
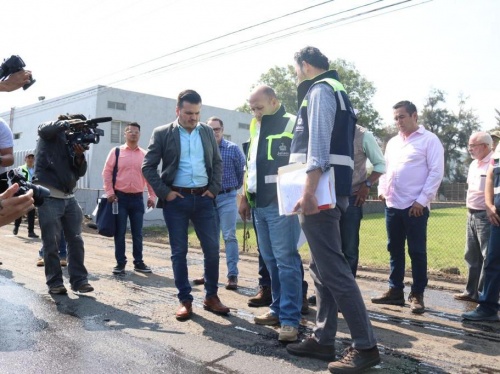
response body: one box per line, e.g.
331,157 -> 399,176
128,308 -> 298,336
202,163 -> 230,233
290,153 -> 306,163
330,154 -> 354,168
314,78 -> 347,111
265,175 -> 277,184
336,90 -> 346,111
289,153 -> 354,169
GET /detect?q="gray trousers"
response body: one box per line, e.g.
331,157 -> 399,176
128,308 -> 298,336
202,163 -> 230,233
301,198 -> 377,349
38,196 -> 89,290
464,211 -> 490,299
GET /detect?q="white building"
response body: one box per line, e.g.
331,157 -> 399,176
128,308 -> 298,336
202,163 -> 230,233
1,85 -> 253,224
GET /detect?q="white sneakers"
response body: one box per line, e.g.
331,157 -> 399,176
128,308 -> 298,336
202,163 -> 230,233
279,325 -> 298,342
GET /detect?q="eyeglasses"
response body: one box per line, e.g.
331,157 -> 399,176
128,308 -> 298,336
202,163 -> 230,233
125,130 -> 140,134
211,127 -> 222,133
468,143 -> 486,148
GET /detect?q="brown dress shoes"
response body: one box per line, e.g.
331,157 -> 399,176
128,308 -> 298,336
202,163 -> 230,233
193,277 -> 205,285
225,276 -> 238,290
176,301 -> 193,321
203,295 -> 230,315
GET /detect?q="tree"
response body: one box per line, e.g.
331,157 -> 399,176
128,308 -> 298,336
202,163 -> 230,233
420,89 -> 481,182
237,59 -> 384,136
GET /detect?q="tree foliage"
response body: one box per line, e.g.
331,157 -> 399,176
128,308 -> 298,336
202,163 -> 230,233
237,59 -> 383,136
420,89 -> 481,182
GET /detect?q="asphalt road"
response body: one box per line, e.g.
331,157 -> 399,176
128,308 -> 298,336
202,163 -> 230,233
0,224 -> 499,374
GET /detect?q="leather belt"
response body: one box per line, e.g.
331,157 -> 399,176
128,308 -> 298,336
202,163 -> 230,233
468,208 -> 485,214
116,190 -> 143,197
219,187 -> 236,194
171,186 -> 208,195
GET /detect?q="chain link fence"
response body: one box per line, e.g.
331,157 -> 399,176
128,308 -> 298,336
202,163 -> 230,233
236,183 -> 469,280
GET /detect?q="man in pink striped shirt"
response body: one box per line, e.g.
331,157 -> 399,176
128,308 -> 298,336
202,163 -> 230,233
373,101 -> 444,314
102,122 -> 156,275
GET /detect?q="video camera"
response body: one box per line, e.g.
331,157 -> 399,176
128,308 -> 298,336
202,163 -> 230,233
0,55 -> 35,90
6,169 -> 50,206
65,117 -> 112,153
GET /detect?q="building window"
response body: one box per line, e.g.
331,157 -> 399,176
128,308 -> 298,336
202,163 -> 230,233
238,122 -> 250,130
13,132 -> 22,139
110,120 -> 130,143
108,101 -> 127,111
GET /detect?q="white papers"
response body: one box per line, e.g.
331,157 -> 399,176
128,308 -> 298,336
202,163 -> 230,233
277,163 -> 336,216
145,206 -> 154,214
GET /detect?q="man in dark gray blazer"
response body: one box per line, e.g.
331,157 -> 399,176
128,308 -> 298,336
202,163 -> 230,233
142,89 -> 229,320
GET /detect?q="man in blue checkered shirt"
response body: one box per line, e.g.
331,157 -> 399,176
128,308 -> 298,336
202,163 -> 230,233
193,117 -> 245,290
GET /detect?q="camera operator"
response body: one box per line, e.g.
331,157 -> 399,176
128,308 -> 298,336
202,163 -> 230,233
34,114 -> 94,295
0,69 -> 32,92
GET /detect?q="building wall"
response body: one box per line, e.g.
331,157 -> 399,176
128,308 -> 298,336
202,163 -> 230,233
1,85 -> 253,225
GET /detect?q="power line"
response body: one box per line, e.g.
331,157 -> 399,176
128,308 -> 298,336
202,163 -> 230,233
85,0 -> 338,85
8,0 -> 431,121
108,0 -> 418,84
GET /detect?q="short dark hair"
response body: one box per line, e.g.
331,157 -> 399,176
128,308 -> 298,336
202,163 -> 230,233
294,46 -> 329,70
177,89 -> 202,109
127,122 -> 141,131
206,116 -> 223,127
393,101 -> 417,116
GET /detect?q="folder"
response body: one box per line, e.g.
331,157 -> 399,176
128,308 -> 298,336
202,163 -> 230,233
277,163 -> 336,216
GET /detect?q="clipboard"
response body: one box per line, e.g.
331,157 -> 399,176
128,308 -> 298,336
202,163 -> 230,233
276,163 -> 336,216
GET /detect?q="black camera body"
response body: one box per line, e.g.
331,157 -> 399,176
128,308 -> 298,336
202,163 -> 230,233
7,169 -> 50,206
65,117 -> 112,154
0,55 -> 35,90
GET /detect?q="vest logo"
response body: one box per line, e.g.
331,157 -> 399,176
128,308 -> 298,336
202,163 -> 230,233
295,117 -> 304,133
277,142 -> 289,157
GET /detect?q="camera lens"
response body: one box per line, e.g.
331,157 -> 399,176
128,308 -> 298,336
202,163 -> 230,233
26,182 -> 50,206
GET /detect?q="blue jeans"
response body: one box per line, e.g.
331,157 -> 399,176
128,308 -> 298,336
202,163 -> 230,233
252,211 -> 271,287
340,195 -> 363,277
114,191 -> 145,265
215,190 -> 239,277
39,229 -> 67,259
163,193 -> 220,302
253,209 -> 307,293
38,197 -> 89,290
253,201 -> 302,328
464,211 -> 490,299
477,224 -> 500,314
385,206 -> 429,293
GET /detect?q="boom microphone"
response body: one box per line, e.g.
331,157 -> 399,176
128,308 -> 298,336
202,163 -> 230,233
87,117 -> 112,125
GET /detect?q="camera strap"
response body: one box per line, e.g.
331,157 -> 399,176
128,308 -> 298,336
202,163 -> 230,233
112,147 -> 120,189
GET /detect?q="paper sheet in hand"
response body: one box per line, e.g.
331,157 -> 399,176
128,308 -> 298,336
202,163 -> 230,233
277,163 -> 336,215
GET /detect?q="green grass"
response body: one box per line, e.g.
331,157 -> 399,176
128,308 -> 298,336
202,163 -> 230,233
358,207 -> 467,275
144,206 -> 468,276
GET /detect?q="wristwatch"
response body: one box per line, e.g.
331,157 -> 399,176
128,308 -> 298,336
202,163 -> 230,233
364,179 -> 372,188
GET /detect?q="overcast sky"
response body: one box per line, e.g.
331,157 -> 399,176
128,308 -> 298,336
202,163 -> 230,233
1,0 -> 498,129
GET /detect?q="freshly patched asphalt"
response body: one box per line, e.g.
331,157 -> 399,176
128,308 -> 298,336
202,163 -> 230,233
1,225 -> 499,373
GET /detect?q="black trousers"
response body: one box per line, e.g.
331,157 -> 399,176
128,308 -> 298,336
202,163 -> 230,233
14,208 -> 36,232
0,171 -> 8,193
